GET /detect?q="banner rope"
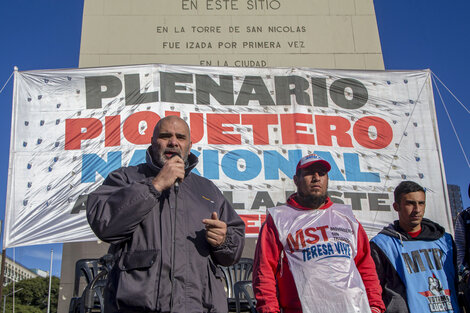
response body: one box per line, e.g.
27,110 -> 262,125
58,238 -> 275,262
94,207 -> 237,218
382,73 -> 431,179
0,70 -> 14,95
369,72 -> 432,232
431,74 -> 470,168
432,72 -> 470,115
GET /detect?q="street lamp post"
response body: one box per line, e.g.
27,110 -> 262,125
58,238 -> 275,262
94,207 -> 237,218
3,288 -> 23,313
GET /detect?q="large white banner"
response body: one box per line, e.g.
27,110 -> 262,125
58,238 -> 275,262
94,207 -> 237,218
4,64 -> 450,248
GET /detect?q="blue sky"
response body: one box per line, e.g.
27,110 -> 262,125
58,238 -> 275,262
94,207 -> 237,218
0,0 -> 468,277
0,1 -> 84,277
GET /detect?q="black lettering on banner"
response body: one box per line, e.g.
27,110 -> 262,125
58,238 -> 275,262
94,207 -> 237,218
343,192 -> 367,210
368,193 -> 390,211
215,191 -> 392,212
330,78 -> 368,110
196,74 -> 234,105
124,74 -> 158,106
70,195 -> 88,214
84,72 -> 379,109
85,75 -> 122,109
311,77 -> 328,108
328,191 -> 345,204
222,191 -> 245,210
222,190 -> 294,210
274,76 -> 311,106
160,72 -> 193,104
235,76 -> 275,105
251,191 -> 276,209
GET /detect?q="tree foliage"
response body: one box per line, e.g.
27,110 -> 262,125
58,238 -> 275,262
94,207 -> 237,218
1,276 -> 59,313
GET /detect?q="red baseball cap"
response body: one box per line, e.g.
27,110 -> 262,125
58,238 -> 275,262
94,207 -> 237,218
296,153 -> 331,172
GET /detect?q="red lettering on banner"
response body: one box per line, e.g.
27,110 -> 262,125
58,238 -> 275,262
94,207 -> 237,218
260,213 -> 266,225
207,113 -> 241,144
64,111 -> 394,150
239,214 -> 266,235
65,118 -> 102,150
105,115 -> 121,147
241,114 -> 278,145
190,113 -> 204,144
164,111 -> 180,117
315,115 -> 353,147
280,113 -> 315,145
239,215 -> 260,234
123,111 -> 160,145
353,116 -> 393,149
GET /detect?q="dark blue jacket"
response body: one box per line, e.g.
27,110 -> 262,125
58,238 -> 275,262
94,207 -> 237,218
87,149 -> 245,312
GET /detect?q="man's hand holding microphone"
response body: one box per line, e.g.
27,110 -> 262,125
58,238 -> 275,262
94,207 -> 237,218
151,152 -> 227,247
152,152 -> 185,193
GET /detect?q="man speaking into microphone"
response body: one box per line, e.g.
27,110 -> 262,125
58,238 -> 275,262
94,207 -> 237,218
87,116 -> 245,313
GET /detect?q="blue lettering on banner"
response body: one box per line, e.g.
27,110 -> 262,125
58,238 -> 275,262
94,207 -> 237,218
81,149 -> 380,183
129,149 -> 146,166
264,150 -> 301,179
203,149 -> 219,179
222,149 -> 261,181
190,149 -> 202,176
82,151 -> 122,183
344,153 -> 380,182
313,151 -> 345,181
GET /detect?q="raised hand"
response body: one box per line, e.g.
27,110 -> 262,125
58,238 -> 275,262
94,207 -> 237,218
152,154 -> 185,192
202,212 -> 227,247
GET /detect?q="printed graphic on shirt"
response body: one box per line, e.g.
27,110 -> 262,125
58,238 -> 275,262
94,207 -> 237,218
401,248 -> 443,274
285,224 -> 354,262
418,275 -> 454,312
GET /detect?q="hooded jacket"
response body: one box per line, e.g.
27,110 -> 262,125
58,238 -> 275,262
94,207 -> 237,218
252,194 -> 385,313
370,219 -> 460,313
87,149 -> 245,312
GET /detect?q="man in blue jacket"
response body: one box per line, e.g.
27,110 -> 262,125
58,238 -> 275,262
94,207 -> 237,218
87,116 -> 245,312
370,181 -> 460,313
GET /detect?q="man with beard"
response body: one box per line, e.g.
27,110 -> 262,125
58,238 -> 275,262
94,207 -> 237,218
252,153 -> 385,313
87,116 -> 245,313
370,181 -> 460,313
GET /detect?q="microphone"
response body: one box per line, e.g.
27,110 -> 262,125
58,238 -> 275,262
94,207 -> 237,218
169,153 -> 182,194
174,178 -> 180,194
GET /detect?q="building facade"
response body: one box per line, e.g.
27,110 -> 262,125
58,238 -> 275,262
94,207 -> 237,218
448,184 -> 464,225
30,268 -> 49,279
1,256 -> 38,286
